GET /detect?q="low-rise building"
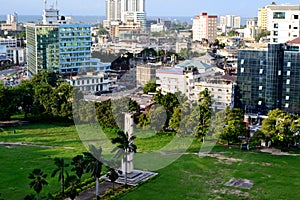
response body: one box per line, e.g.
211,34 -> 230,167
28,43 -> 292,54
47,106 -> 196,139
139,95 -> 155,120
68,72 -> 111,94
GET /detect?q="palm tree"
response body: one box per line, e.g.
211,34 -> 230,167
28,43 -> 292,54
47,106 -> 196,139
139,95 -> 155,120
51,158 -> 69,197
83,145 -> 104,200
71,155 -> 85,180
111,129 -> 137,188
28,168 -> 48,200
65,174 -> 80,200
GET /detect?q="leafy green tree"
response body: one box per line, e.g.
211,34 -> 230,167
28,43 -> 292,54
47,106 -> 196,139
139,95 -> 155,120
65,174 -> 80,200
220,108 -> 246,146
28,169 -> 48,200
261,109 -> 298,149
96,100 -> 117,128
51,158 -> 69,197
15,80 -> 34,119
0,87 -> 18,120
111,130 -> 137,188
143,79 -> 157,94
169,106 -> 181,132
83,145 -> 104,200
71,155 -> 85,180
137,113 -> 151,128
255,30 -> 270,42
148,105 -> 167,132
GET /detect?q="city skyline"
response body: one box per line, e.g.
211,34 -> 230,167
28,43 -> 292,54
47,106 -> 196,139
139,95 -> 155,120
0,0 -> 299,17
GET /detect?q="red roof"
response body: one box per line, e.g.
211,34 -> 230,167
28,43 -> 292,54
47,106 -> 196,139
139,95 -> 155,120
287,37 -> 300,44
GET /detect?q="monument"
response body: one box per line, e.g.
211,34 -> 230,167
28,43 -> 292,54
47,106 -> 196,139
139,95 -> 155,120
121,112 -> 134,174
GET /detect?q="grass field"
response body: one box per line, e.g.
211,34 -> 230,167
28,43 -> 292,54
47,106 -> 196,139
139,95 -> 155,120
1,123 -> 300,199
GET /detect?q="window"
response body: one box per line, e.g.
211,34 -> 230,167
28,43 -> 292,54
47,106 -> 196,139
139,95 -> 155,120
286,88 -> 290,93
241,67 -> 244,73
274,23 -> 278,28
286,79 -> 290,85
278,70 -> 281,75
260,60 -> 264,65
258,101 -> 262,105
294,27 -> 298,29
240,59 -> 244,64
259,86 -> 263,90
286,96 -> 290,100
259,69 -> 264,74
287,71 -> 290,76
273,12 -> 285,19
285,103 -> 289,108
294,15 -> 299,19
289,25 -> 292,29
273,31 -> 278,36
273,38 -> 278,43
287,62 -> 291,67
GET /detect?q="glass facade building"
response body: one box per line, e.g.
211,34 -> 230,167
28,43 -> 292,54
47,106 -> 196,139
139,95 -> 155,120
26,23 -> 91,75
237,44 -> 300,114
59,24 -> 91,74
26,24 -> 59,75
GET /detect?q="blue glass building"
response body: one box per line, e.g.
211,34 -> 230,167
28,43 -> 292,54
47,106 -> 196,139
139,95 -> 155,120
237,43 -> 300,114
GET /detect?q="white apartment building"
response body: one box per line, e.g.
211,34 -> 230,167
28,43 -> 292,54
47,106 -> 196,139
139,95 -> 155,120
0,37 -> 17,48
192,13 -> 217,42
191,75 -> 235,111
258,3 -> 300,43
156,60 -> 222,99
220,15 -> 241,29
244,18 -> 259,39
267,5 -> 300,43
68,72 -> 111,93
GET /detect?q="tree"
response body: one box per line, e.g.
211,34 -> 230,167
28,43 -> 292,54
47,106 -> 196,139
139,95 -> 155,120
15,80 -> 34,119
169,106 -> 181,132
83,145 -> 104,200
0,87 -> 18,120
220,108 -> 246,146
71,155 -> 85,180
148,105 -> 167,132
28,169 -> 48,200
143,79 -> 157,94
51,158 -> 69,197
65,174 -> 80,200
111,130 -> 137,188
106,168 -> 119,192
255,30 -> 270,42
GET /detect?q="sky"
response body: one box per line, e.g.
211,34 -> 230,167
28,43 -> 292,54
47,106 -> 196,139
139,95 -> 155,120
0,0 -> 299,17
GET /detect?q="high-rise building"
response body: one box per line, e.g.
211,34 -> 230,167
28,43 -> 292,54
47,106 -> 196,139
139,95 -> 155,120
219,14 -> 241,29
192,13 -> 217,42
237,43 -> 300,114
258,2 -> 300,43
121,0 -> 146,28
26,0 -> 91,75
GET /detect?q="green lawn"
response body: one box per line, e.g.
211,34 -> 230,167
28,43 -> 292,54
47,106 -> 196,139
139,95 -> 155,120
1,123 -> 300,199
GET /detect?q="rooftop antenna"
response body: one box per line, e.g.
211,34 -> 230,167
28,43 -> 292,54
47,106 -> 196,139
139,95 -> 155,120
55,0 -> 58,9
44,0 -> 47,9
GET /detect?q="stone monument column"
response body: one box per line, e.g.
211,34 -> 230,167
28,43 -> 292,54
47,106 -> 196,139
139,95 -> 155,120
121,112 -> 134,173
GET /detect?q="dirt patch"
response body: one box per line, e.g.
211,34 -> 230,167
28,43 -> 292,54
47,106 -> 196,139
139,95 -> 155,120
260,148 -> 300,156
198,152 -> 243,164
0,142 -> 74,149
212,188 -> 250,198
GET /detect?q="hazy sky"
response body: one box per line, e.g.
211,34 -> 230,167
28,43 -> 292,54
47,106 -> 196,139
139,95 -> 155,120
0,0 -> 299,17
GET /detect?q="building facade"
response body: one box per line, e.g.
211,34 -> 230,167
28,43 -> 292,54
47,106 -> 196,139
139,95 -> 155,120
136,63 -> 157,86
192,13 -> 217,42
257,3 -> 300,43
237,43 -> 300,114
219,14 -> 241,29
26,3 -> 91,75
